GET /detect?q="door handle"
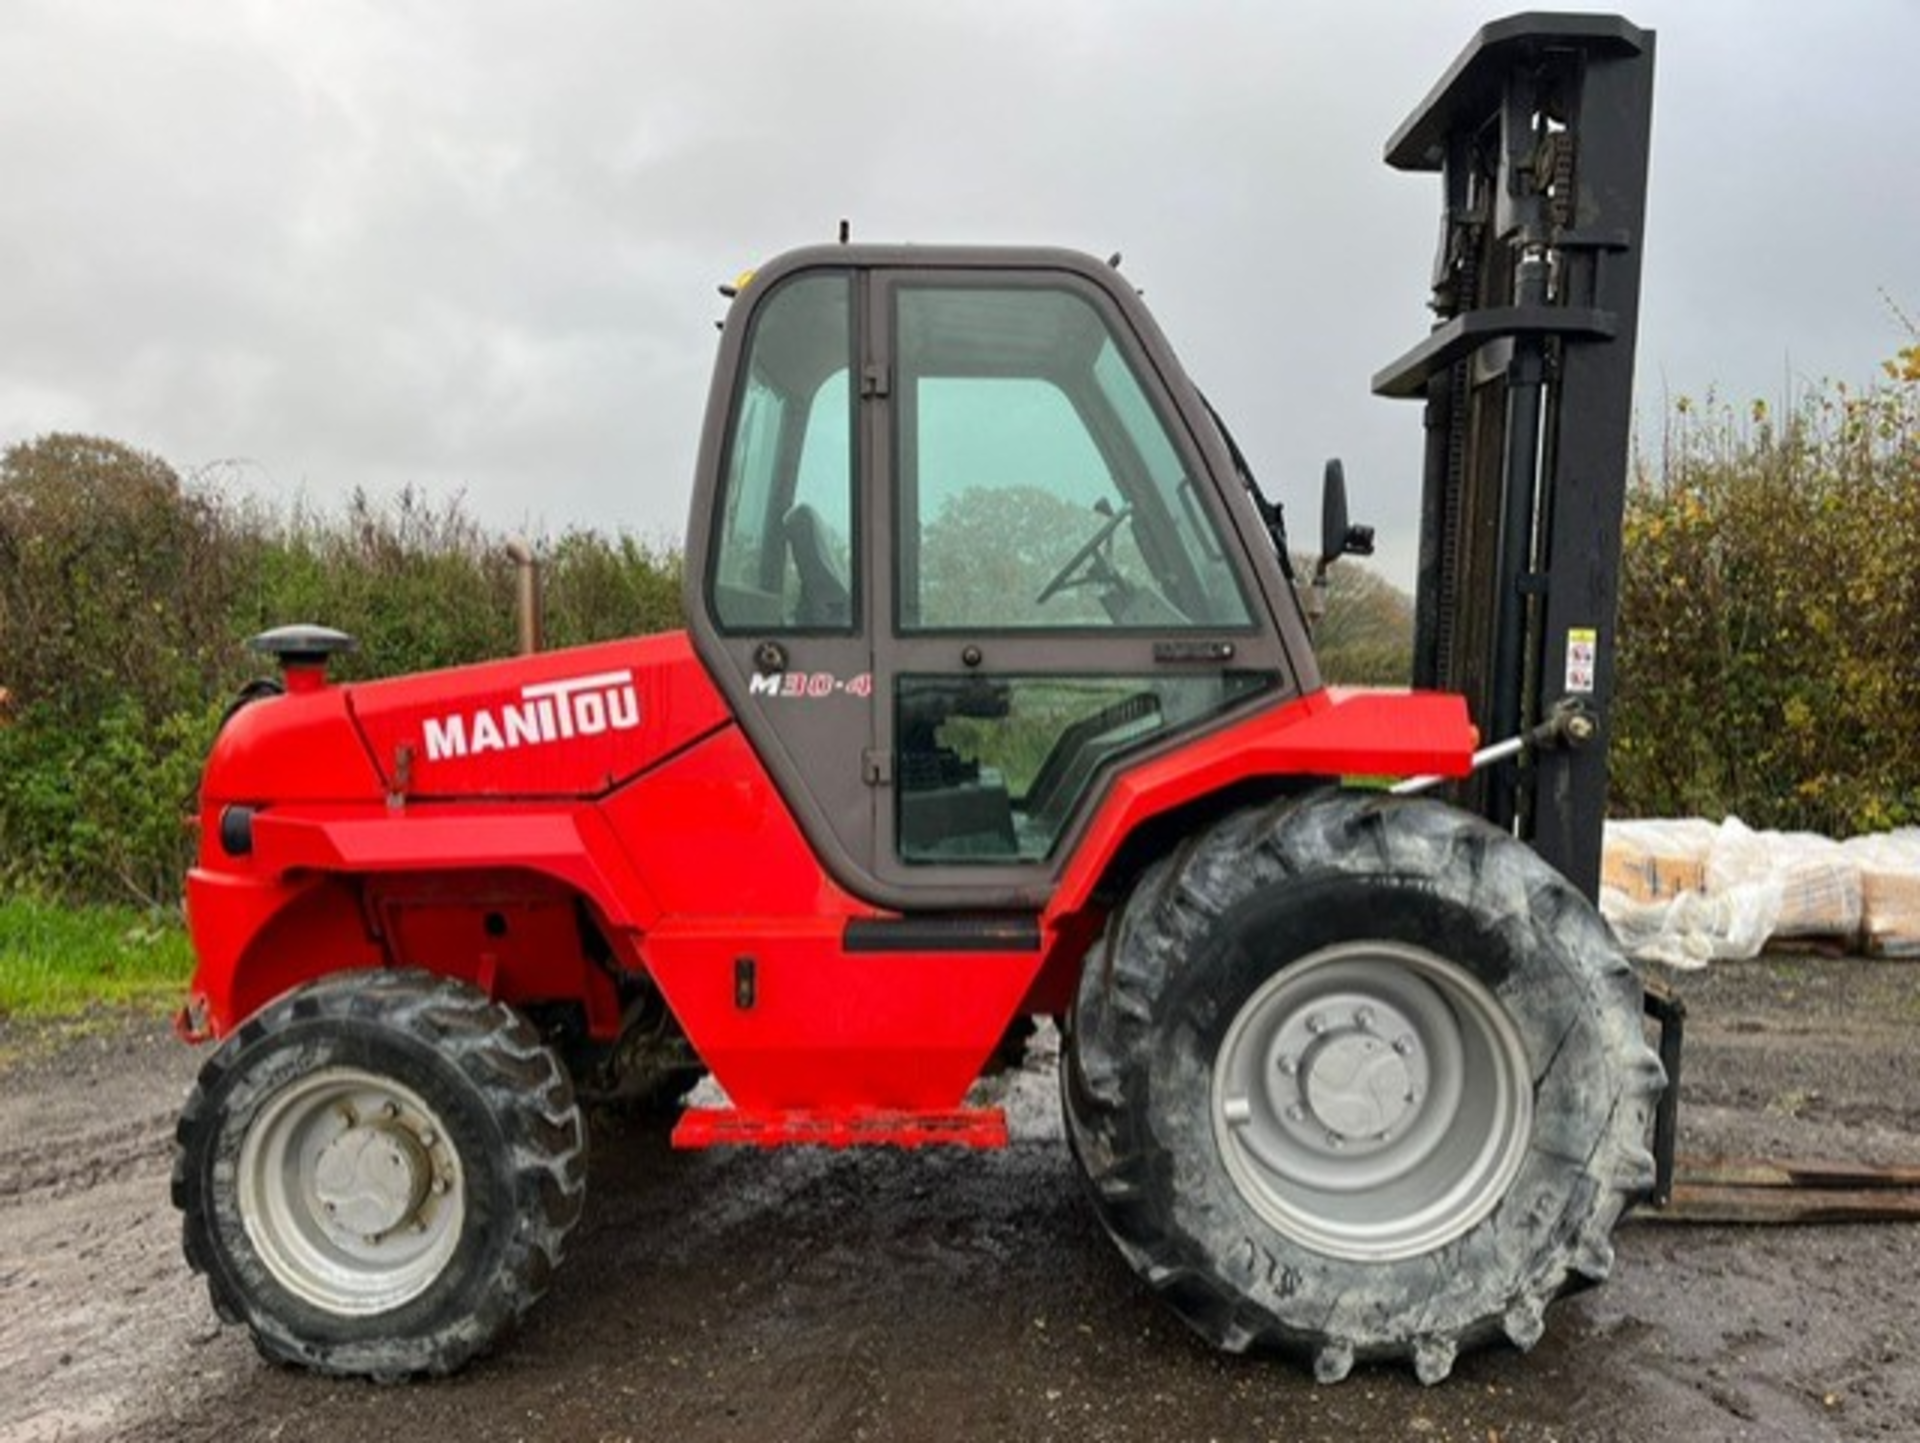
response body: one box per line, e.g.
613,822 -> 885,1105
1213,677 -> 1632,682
1152,640 -> 1235,663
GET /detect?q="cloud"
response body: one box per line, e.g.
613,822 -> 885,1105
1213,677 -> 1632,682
2,0 -> 1915,586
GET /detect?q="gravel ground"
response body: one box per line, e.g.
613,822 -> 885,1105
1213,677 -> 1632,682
1,954 -> 1916,1442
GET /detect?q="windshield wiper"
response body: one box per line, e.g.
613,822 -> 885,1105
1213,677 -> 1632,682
1199,394 -> 1295,582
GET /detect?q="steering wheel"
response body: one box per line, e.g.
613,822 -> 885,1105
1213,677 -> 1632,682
1036,503 -> 1133,605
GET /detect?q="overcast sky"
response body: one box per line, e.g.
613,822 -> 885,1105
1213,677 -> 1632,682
3,0 -> 1914,591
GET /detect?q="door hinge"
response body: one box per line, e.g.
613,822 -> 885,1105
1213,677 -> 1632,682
862,748 -> 893,786
860,364 -> 891,399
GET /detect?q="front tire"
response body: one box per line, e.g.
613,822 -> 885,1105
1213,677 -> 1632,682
173,970 -> 586,1378
1063,792 -> 1664,1384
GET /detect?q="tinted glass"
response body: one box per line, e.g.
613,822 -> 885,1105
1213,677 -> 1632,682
896,672 -> 1272,862
895,284 -> 1250,632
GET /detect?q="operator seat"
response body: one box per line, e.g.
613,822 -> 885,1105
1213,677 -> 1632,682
783,504 -> 851,627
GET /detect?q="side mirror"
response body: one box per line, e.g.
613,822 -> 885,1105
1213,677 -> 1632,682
1319,460 -> 1349,566
1317,458 -> 1375,572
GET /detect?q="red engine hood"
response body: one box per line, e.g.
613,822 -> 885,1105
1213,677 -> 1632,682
348,632 -> 732,799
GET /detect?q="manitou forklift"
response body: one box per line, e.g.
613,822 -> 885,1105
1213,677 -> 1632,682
171,15 -> 1666,1385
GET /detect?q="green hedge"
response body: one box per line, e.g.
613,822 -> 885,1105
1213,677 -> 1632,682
1610,375 -> 1920,833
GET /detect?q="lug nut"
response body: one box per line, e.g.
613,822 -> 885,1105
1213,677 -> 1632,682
1305,1013 -> 1326,1035
1286,1104 -> 1306,1123
1277,1054 -> 1298,1076
1353,1006 -> 1375,1030
1393,1034 -> 1416,1057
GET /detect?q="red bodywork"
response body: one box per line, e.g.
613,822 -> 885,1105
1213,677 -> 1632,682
183,633 -> 1473,1140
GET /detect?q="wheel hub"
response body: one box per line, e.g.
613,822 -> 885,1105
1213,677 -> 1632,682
1301,1028 -> 1416,1141
313,1123 -> 431,1239
238,1068 -> 466,1315
1267,996 -> 1433,1149
1211,940 -> 1532,1261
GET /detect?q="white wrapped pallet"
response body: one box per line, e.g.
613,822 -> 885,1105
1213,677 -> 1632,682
1601,818 -> 1716,902
1707,818 -> 1861,941
1600,883 -> 1775,970
1600,816 -> 1874,966
1842,828 -> 1920,957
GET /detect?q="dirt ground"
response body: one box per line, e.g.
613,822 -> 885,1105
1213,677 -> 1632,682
2,955 -> 1917,1443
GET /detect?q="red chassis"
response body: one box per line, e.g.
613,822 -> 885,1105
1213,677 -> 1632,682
181,631 -> 1473,1144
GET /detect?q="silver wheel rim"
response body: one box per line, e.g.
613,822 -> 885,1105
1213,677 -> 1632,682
237,1066 -> 465,1315
1211,940 -> 1532,1262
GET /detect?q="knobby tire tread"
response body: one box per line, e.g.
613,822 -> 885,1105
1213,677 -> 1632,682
173,969 -> 587,1379
1062,790 -> 1664,1383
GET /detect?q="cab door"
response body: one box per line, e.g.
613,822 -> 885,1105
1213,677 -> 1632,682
865,269 -> 1296,905
688,252 -> 1305,914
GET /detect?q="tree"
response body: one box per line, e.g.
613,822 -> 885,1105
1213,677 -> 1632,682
1308,560 -> 1414,686
917,483 -> 1118,627
0,433 -> 238,721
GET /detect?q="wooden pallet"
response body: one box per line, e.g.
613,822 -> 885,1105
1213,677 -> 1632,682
1635,1156 -> 1920,1224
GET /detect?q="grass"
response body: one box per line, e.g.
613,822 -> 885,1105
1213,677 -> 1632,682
0,895 -> 192,1019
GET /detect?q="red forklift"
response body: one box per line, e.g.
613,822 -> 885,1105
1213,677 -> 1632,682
172,14 -> 1668,1385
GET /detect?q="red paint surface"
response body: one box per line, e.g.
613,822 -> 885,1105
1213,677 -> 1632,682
185,656 -> 1474,1122
349,633 -> 731,798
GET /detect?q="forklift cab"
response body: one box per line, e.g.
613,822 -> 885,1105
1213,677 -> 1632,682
684,247 -> 1319,910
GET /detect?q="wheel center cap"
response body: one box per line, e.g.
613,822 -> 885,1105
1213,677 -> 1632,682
314,1125 -> 428,1237
1303,1034 -> 1416,1139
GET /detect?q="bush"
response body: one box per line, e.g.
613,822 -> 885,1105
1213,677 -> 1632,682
1611,374 -> 1920,834
543,528 -> 685,648
0,698 -> 222,907
0,435 -> 247,725
248,488 -> 517,681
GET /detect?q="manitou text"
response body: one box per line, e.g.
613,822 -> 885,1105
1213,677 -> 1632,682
423,670 -> 642,761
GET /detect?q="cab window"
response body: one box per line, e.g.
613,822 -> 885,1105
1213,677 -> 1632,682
896,672 -> 1270,862
894,284 -> 1250,632
710,273 -> 857,631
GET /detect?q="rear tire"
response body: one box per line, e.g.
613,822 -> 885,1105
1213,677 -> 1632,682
173,970 -> 586,1378
1062,791 -> 1663,1383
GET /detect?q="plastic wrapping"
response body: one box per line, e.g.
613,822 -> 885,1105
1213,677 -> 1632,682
1600,819 -> 1715,902
1600,883 -> 1776,970
1599,816 -> 1913,966
1842,828 -> 1920,957
1705,819 -> 1861,941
